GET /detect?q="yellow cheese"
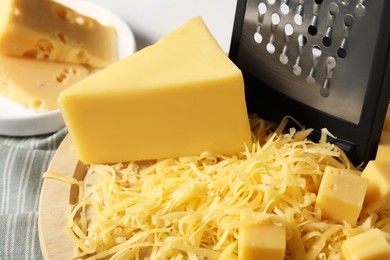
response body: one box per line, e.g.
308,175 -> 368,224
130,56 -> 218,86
239,223 -> 286,260
342,229 -> 390,260
0,0 -> 116,68
58,17 -> 252,164
376,131 -> 390,161
0,54 -> 91,111
362,160 -> 390,211
315,166 -> 367,226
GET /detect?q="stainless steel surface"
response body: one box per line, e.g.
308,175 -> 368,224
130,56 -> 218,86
236,0 -> 383,124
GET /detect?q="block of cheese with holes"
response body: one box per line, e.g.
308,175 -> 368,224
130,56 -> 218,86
239,222 -> 286,260
0,54 -> 91,111
0,0 -> 116,68
362,160 -> 390,211
376,131 -> 390,161
342,229 -> 390,260
59,17 -> 252,164
315,166 -> 368,226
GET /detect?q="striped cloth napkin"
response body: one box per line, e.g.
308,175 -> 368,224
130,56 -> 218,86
0,128 -> 67,260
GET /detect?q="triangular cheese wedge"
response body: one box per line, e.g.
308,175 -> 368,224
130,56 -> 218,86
59,17 -> 252,164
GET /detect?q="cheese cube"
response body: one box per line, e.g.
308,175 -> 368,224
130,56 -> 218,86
376,132 -> 390,161
342,229 -> 390,260
239,223 -> 286,260
59,17 -> 252,164
0,54 -> 91,111
362,161 -> 390,211
315,166 -> 368,226
0,0 -> 116,68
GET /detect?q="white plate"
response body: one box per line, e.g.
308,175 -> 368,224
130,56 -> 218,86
0,0 -> 136,136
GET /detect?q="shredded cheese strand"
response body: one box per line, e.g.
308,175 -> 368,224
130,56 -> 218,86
43,170 -> 78,185
45,116 -> 390,259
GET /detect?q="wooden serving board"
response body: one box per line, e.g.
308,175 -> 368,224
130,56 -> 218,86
38,135 -> 88,260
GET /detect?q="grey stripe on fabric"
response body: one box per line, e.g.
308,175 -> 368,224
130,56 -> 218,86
0,128 -> 67,260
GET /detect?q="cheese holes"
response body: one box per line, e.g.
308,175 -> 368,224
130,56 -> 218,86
74,16 -> 94,28
51,4 -> 69,22
36,39 -> 53,53
56,32 -> 67,44
56,73 -> 68,83
77,50 -> 87,61
51,3 -> 94,28
33,99 -> 44,110
56,68 -> 79,83
23,39 -> 53,59
22,49 -> 39,59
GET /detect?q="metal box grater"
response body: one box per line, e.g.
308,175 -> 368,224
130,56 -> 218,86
230,0 -> 390,165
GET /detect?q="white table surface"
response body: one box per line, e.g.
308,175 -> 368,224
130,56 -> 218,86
81,0 -> 238,53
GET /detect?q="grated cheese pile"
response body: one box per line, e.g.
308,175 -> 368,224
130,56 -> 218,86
53,116 -> 390,259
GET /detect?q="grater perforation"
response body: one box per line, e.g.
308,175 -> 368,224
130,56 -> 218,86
233,0 -> 385,125
230,0 -> 390,165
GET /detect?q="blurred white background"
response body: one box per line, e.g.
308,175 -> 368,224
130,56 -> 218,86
81,0 -> 237,53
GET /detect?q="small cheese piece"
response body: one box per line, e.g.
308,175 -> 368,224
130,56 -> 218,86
376,132 -> 390,161
239,223 -> 286,260
0,54 -> 91,111
362,160 -> 390,211
315,166 -> 368,226
0,0 -> 116,68
59,17 -> 252,164
342,229 -> 390,260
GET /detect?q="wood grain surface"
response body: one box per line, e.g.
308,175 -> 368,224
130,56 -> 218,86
38,135 -> 88,260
